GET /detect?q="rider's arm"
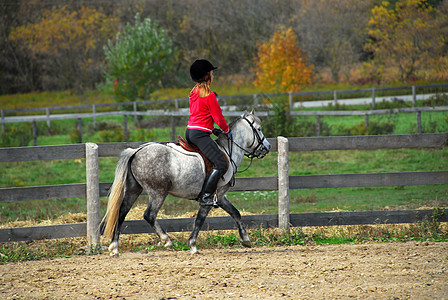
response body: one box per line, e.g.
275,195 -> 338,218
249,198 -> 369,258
208,92 -> 229,133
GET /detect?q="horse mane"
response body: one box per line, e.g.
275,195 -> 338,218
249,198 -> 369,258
228,116 -> 242,129
216,112 -> 260,145
227,111 -> 259,129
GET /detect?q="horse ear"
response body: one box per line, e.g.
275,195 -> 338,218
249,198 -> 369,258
250,109 -> 255,115
241,110 -> 248,118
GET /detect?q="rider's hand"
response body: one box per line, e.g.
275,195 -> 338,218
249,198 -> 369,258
226,131 -> 232,138
212,128 -> 223,136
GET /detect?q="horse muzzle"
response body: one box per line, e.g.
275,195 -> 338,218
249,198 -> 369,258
254,139 -> 271,159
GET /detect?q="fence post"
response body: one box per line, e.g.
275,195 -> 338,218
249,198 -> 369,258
288,92 -> 293,113
333,90 -> 338,106
316,115 -> 321,136
86,142 -> 101,250
1,109 -> 4,133
46,108 -> 51,134
253,94 -> 258,106
365,114 -> 369,129
77,118 -> 82,143
171,115 -> 176,142
417,111 -> 422,134
32,120 -> 38,146
133,102 -> 138,128
92,104 -> 97,129
123,115 -> 129,142
277,136 -> 290,233
412,86 -> 417,107
372,88 -> 376,108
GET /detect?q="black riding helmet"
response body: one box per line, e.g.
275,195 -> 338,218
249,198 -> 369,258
190,59 -> 217,82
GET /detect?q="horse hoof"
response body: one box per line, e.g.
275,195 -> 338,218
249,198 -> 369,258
165,241 -> 174,250
109,242 -> 119,256
242,240 -> 252,248
190,247 -> 199,255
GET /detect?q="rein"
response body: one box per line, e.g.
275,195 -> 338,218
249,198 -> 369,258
221,116 -> 268,179
234,117 -> 268,160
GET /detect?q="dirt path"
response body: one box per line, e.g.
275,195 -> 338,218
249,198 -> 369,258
1,242 -> 447,299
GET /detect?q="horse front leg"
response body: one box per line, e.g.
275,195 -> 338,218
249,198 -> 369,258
187,205 -> 212,254
218,195 -> 251,248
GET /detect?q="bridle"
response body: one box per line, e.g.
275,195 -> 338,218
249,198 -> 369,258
222,116 -> 270,178
232,116 -> 269,159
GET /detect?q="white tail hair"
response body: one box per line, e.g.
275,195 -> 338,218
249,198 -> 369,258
102,148 -> 138,240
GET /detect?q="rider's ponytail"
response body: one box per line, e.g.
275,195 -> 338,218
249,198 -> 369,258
192,72 -> 212,97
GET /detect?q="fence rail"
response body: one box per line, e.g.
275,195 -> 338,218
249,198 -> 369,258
0,133 -> 447,243
2,83 -> 448,139
3,106 -> 448,124
2,106 -> 448,146
1,209 -> 446,243
2,83 -> 448,115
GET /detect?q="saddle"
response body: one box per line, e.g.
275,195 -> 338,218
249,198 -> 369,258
176,136 -> 228,178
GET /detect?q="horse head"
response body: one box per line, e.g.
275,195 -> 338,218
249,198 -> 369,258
238,110 -> 271,159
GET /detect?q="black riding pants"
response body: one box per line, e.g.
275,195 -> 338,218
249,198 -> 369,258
185,128 -> 227,173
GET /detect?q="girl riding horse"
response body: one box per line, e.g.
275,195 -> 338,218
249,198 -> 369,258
186,59 -> 230,206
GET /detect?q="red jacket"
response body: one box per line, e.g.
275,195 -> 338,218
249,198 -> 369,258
187,88 -> 229,133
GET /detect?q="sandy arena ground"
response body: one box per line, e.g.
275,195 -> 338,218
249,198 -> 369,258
1,241 -> 447,299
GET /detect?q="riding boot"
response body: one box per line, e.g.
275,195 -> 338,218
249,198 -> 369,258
198,169 -> 222,206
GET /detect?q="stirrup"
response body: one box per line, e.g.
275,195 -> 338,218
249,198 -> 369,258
212,194 -> 219,208
199,193 -> 219,207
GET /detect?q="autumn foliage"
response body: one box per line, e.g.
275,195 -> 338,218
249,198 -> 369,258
9,5 -> 119,90
364,0 -> 448,82
253,27 -> 313,93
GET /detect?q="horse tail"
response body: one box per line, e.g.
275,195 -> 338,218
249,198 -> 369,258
102,148 -> 138,240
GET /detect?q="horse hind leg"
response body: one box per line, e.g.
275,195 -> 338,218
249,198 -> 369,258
143,190 -> 173,249
109,170 -> 143,256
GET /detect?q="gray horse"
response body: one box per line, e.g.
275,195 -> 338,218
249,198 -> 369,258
102,111 -> 271,255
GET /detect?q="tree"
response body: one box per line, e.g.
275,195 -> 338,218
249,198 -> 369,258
0,0 -> 48,93
365,0 -> 448,81
9,5 -> 119,91
253,26 -> 313,93
292,0 -> 373,83
103,13 -> 177,101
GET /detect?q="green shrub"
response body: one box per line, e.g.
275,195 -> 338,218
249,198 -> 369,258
367,120 -> 395,135
335,120 -> 395,136
91,119 -> 122,131
130,128 -> 154,142
327,102 -> 349,111
422,93 -> 448,107
0,124 -> 33,147
70,128 -> 81,144
98,128 -> 124,142
103,13 -> 176,101
264,106 -> 296,137
371,98 -> 411,109
263,98 -> 331,137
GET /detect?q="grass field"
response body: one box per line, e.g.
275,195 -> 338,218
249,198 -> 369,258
2,140 -> 447,223
0,86 -> 447,263
1,86 -> 447,223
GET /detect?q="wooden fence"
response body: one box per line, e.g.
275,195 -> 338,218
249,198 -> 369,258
2,82 -> 448,143
0,133 -> 447,244
2,83 -> 448,116
2,106 -> 448,146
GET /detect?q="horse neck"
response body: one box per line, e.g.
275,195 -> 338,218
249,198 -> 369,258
217,127 -> 248,169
